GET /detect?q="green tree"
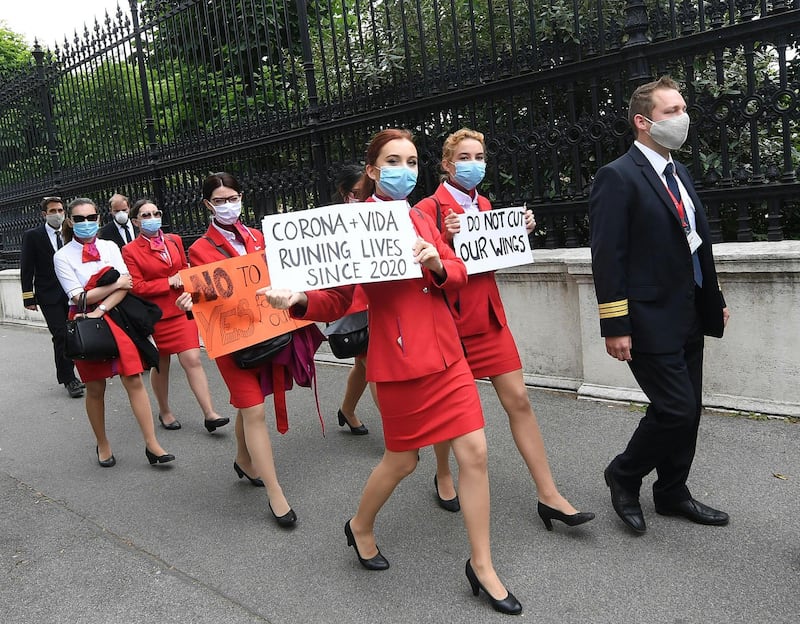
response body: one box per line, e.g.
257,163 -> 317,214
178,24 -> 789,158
0,22 -> 31,75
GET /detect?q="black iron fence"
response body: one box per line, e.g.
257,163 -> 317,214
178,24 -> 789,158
1,0 -> 798,268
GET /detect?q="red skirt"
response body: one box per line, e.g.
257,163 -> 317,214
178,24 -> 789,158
152,314 -> 200,356
374,357 -> 484,452
462,321 -> 522,379
73,316 -> 146,383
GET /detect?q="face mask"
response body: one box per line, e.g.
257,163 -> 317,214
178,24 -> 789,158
377,166 -> 417,200
451,161 -> 486,190
73,221 -> 99,239
645,112 -> 690,151
140,218 -> 162,234
46,213 -> 65,229
114,211 -> 130,225
213,201 -> 242,225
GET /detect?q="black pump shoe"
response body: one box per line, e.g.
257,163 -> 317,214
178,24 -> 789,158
434,475 -> 460,512
145,448 -> 175,465
269,502 -> 297,528
537,501 -> 595,531
204,416 -> 230,433
465,559 -> 522,615
95,446 -> 116,468
234,462 -> 265,487
344,520 -> 389,570
158,413 -> 182,430
337,409 -> 368,435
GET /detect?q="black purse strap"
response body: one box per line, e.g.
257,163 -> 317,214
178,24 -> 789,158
203,235 -> 233,259
78,290 -> 88,314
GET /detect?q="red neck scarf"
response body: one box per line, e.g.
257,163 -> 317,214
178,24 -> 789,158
81,241 -> 101,262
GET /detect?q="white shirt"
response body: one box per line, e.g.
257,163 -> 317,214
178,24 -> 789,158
116,222 -> 135,243
634,140 -> 698,233
46,225 -> 63,252
53,238 -> 129,301
443,181 -> 479,214
210,221 -> 250,256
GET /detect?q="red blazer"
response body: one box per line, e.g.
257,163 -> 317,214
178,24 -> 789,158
415,184 -> 508,337
122,234 -> 188,321
296,206 -> 467,383
188,223 -> 265,266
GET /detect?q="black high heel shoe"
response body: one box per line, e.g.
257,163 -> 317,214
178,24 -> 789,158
158,413 -> 181,430
434,475 -> 460,512
269,502 -> 297,528
95,446 -> 116,468
537,501 -> 595,531
337,409 -> 368,435
145,448 -> 175,465
204,416 -> 230,433
465,559 -> 522,615
234,462 -> 265,487
344,520 -> 389,570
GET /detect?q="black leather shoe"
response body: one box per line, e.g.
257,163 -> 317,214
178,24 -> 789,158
145,448 -> 175,465
269,502 -> 297,528
66,379 -> 84,398
537,501 -> 595,531
234,462 -> 265,487
337,409 -> 368,435
465,559 -> 522,615
158,413 -> 181,430
434,475 -> 460,512
604,465 -> 646,534
204,416 -> 230,433
655,498 -> 729,526
344,520 -> 389,570
95,446 -> 116,468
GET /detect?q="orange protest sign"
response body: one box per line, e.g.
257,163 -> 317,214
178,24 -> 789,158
179,251 -> 311,359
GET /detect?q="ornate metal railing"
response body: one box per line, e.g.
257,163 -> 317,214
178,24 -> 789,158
0,0 -> 798,267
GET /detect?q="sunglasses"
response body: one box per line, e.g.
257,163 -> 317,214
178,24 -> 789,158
137,210 -> 163,219
71,214 -> 99,223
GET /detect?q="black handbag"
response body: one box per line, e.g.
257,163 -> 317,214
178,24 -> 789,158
64,293 -> 119,361
324,311 -> 369,359
232,332 -> 293,369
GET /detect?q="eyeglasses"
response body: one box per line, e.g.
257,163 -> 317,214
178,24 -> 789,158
138,210 -> 163,219
71,214 -> 99,223
208,194 -> 241,207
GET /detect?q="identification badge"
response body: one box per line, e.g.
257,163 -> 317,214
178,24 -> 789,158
687,230 -> 702,254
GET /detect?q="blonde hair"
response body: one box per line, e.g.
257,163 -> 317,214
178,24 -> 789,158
442,128 -> 486,162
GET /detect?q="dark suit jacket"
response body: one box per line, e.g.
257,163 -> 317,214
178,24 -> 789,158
589,144 -> 725,354
98,221 -> 139,249
20,223 -> 67,306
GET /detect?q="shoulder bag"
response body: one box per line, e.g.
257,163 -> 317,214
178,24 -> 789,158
64,292 -> 119,361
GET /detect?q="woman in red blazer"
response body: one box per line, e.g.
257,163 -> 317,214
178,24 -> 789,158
415,128 -> 594,532
122,199 -> 228,433
175,172 -> 297,528
262,129 -> 521,615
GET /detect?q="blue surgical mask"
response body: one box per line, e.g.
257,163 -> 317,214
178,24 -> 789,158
377,166 -> 417,200
140,218 -> 162,234
73,221 -> 99,239
451,161 -> 486,190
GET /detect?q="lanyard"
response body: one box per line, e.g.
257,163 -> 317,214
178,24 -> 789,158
664,185 -> 690,233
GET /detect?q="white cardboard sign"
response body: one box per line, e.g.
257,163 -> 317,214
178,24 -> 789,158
453,206 -> 533,274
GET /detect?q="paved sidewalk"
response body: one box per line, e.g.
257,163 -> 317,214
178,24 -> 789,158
1,323 -> 798,623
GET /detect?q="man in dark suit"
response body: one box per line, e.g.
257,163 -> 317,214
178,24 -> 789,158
98,193 -> 138,248
20,197 -> 84,398
589,76 -> 730,534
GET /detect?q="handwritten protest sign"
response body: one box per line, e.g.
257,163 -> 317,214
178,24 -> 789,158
179,252 -> 311,359
453,206 -> 533,275
262,201 -> 422,291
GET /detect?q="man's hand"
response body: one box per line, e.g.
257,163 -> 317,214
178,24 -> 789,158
605,335 -> 632,361
722,307 -> 730,328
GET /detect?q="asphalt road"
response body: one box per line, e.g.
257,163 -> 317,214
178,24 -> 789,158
1,323 -> 798,623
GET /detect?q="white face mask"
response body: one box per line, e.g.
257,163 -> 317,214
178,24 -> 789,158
645,112 -> 690,151
114,211 -> 130,225
213,201 -> 242,225
46,213 -> 65,229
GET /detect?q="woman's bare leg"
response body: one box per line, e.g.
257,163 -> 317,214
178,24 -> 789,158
340,357 -> 368,428
433,441 -> 457,500
239,403 -> 290,515
149,354 -> 176,424
176,348 -> 222,421
119,373 -> 168,457
85,379 -> 110,458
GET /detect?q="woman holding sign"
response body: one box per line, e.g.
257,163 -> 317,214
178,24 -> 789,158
121,199 -> 228,433
262,129 -> 522,615
175,172 -> 296,529
415,128 -> 594,531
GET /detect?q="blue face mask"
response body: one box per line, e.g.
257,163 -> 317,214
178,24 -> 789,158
140,218 -> 162,234
452,161 -> 486,190
377,166 -> 418,200
73,221 -> 99,239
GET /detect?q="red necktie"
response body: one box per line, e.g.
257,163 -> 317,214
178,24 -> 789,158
82,242 -> 101,262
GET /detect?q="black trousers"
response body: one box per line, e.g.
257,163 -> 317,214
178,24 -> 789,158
612,317 -> 705,507
39,299 -> 78,385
